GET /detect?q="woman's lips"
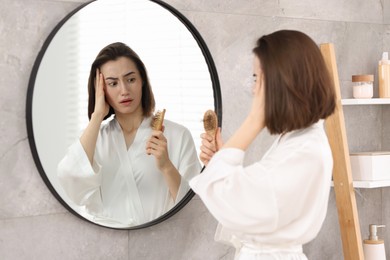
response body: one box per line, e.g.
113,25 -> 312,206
120,98 -> 133,105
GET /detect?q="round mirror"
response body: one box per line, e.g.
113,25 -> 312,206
26,0 -> 221,229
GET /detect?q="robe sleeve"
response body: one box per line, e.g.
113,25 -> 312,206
189,141 -> 330,234
175,128 -> 202,203
189,148 -> 279,233
57,140 -> 103,207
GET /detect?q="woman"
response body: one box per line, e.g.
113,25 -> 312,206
190,30 -> 336,259
58,42 -> 201,227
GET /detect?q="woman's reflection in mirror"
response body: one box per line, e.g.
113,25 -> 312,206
57,42 -> 201,227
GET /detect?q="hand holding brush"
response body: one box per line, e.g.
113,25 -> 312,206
200,109 -> 221,166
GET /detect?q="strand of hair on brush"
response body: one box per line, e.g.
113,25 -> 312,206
152,109 -> 166,131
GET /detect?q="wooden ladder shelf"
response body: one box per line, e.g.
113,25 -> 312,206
320,43 -> 364,260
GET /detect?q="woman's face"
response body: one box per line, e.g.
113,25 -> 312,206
100,56 -> 143,116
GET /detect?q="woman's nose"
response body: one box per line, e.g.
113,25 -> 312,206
119,80 -> 130,94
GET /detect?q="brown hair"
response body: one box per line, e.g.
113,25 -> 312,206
87,42 -> 155,120
253,30 -> 335,134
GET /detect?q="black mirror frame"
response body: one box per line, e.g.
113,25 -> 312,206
26,0 -> 222,230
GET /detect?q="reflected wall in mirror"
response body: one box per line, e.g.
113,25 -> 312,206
27,0 -> 222,229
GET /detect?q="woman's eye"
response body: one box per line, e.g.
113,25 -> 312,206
107,82 -> 117,87
127,78 -> 136,83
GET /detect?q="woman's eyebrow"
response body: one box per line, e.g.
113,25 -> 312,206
105,76 -> 117,81
105,71 -> 135,81
123,71 -> 135,77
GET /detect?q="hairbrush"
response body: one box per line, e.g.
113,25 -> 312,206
203,109 -> 218,140
151,109 -> 166,131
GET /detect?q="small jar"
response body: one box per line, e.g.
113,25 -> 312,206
352,74 -> 374,99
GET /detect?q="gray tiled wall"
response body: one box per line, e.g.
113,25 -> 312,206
1,0 -> 390,259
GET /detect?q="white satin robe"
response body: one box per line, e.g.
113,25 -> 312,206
58,116 -> 201,227
189,120 -> 333,260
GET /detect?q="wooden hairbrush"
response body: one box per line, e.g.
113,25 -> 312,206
203,109 -> 218,142
151,109 -> 166,131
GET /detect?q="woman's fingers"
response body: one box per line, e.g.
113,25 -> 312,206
199,128 -> 223,166
147,138 -> 167,151
200,132 -> 214,142
200,140 -> 216,159
199,152 -> 211,166
201,138 -> 216,153
199,134 -> 216,166
199,144 -> 214,166
93,69 -> 110,118
146,131 -> 167,155
146,132 -> 172,171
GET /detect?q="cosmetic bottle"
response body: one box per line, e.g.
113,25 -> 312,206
363,224 -> 386,260
378,52 -> 390,98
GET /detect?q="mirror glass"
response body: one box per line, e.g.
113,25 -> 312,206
27,0 -> 221,229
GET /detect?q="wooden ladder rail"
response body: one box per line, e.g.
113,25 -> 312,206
320,43 -> 364,260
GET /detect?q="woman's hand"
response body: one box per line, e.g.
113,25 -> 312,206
199,127 -> 223,166
146,129 -> 172,172
79,69 -> 110,165
221,70 -> 265,151
146,128 -> 181,200
94,69 -> 110,119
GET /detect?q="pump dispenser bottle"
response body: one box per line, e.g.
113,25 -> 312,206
378,52 -> 390,98
363,224 -> 386,260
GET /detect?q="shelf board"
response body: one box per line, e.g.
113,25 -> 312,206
332,180 -> 390,188
353,180 -> 390,188
341,98 -> 390,105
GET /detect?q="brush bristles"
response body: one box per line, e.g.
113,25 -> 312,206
152,109 -> 166,131
203,110 -> 218,135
